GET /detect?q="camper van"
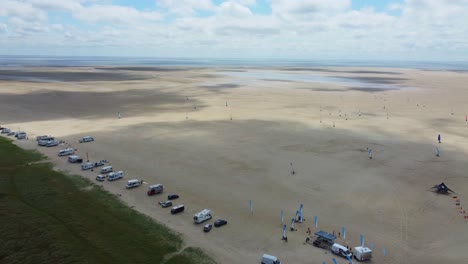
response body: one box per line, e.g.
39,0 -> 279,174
68,155 -> 83,163
193,209 -> 212,224
261,254 -> 281,264
126,179 -> 143,189
354,246 -> 372,261
108,171 -> 124,181
100,165 -> 113,173
58,148 -> 74,156
331,243 -> 352,259
171,205 -> 185,214
147,184 -> 164,196
81,162 -> 95,170
79,136 -> 94,143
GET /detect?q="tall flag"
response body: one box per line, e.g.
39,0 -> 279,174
342,226 -> 346,239
249,199 -> 253,213
332,258 -> 338,264
369,243 -> 374,250
281,210 -> 284,225
282,224 -> 287,238
291,218 -> 295,230
346,254 -> 353,264
299,204 -> 304,223
360,234 -> 365,247
382,247 -> 387,257
314,216 -> 318,228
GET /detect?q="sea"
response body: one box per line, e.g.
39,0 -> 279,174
1,56 -> 468,71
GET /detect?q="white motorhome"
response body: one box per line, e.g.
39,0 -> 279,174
108,171 -> 124,181
193,209 -> 212,224
147,184 -> 164,196
100,165 -> 113,173
79,136 -> 94,143
354,246 -> 372,261
261,254 -> 281,264
58,148 -> 74,156
331,243 -> 352,259
126,179 -> 143,189
81,162 -> 95,170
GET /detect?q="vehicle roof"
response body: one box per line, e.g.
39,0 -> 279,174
262,254 -> 278,260
315,230 -> 337,241
354,246 -> 372,253
332,243 -> 349,251
173,204 -> 184,208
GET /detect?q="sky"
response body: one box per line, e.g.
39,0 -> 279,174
0,0 -> 467,61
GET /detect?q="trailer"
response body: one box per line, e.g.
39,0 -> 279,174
354,246 -> 372,261
193,209 -> 212,224
312,230 -> 336,249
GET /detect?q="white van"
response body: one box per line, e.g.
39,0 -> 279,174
79,136 -> 94,143
126,179 -> 143,189
147,184 -> 164,196
354,246 -> 372,261
108,171 -> 124,181
68,155 -> 83,163
331,243 -> 352,259
100,165 -> 113,173
261,254 -> 281,264
193,209 -> 212,224
81,162 -> 95,170
58,148 -> 74,156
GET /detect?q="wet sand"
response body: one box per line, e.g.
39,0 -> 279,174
1,66 -> 468,264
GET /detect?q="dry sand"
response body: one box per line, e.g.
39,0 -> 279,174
1,66 -> 468,264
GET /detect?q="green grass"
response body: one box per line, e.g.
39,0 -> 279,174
0,137 -> 216,264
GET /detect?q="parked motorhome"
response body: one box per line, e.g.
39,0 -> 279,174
68,155 -> 83,163
354,246 -> 372,261
108,171 -> 124,181
126,179 -> 143,189
193,209 -> 212,224
261,254 -> 281,264
331,243 -> 352,259
81,162 -> 95,170
171,205 -> 185,214
79,136 -> 94,143
58,148 -> 74,156
100,165 -> 113,173
147,184 -> 164,195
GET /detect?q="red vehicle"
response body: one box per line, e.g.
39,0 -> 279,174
147,184 -> 164,196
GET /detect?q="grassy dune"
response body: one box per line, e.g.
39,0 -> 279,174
0,137 -> 215,264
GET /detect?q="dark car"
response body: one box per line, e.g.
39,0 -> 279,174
214,219 -> 227,227
7,132 -> 15,136
159,200 -> 172,208
167,194 -> 179,200
203,224 -> 212,232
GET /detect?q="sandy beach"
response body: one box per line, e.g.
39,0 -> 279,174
1,66 -> 468,264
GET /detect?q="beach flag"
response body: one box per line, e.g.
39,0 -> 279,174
314,216 -> 318,228
281,210 -> 284,225
368,149 -> 373,159
282,224 -> 287,238
435,147 -> 440,157
342,226 -> 346,239
360,234 -> 365,247
299,204 -> 304,223
369,243 -> 374,250
295,210 -> 300,220
346,254 -> 354,264
382,247 -> 387,257
249,199 -> 253,213
332,258 -> 338,264
291,218 -> 295,230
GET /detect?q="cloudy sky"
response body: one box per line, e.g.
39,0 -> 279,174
0,0 -> 467,60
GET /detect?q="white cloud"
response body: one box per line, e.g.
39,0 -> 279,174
217,1 -> 253,17
157,0 -> 214,15
0,0 -> 48,21
73,5 -> 163,24
271,0 -> 351,19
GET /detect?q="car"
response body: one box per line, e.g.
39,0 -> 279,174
79,136 -> 94,143
96,175 -> 107,181
214,219 -> 227,227
203,224 -> 213,232
167,194 -> 179,200
94,160 -> 107,167
46,140 -> 59,147
7,132 -> 15,136
159,200 -> 173,208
